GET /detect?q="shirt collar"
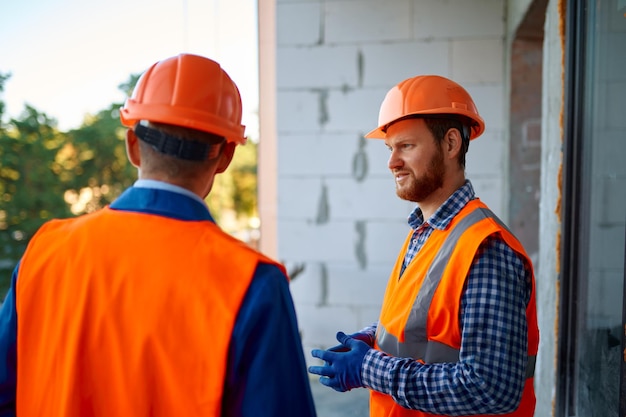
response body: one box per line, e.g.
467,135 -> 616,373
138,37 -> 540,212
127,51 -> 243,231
110,180 -> 214,222
407,180 -> 476,231
134,179 -> 207,207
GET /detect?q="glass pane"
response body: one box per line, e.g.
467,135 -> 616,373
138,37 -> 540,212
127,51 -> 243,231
575,0 -> 626,415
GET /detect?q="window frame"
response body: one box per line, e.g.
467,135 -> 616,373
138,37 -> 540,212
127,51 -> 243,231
557,0 -> 589,415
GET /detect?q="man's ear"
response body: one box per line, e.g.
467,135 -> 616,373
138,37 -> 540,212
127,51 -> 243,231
444,128 -> 463,161
215,142 -> 236,174
125,128 -> 141,168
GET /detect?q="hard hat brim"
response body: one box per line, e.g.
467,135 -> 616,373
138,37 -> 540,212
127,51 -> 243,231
364,109 -> 485,141
120,102 -> 247,145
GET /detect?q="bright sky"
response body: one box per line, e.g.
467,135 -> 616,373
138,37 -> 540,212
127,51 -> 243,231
0,0 -> 260,138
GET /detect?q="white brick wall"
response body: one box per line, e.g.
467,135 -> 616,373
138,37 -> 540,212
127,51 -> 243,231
275,0 -> 508,361
361,41 -> 451,87
276,45 -> 360,88
278,133 -> 362,176
325,0 -> 413,43
277,3 -> 322,45
412,0 -> 505,38
276,90 -> 320,131
451,39 -> 505,83
324,178 -> 412,219
324,88 -> 388,131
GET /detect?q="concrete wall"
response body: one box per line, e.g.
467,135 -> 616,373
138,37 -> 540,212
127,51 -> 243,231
535,1 -> 562,415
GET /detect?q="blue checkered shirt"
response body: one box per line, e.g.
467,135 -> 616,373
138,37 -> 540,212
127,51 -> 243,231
360,180 -> 533,415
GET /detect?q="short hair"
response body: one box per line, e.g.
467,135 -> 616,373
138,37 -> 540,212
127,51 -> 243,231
423,116 -> 473,168
137,122 -> 225,180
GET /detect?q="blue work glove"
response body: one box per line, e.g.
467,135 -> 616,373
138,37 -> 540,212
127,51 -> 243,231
328,331 -> 373,352
308,331 -> 370,392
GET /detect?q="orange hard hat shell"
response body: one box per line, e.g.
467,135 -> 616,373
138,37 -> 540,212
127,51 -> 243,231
120,54 -> 246,144
365,75 -> 485,140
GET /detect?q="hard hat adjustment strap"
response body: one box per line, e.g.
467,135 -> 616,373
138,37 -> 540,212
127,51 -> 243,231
461,125 -> 471,143
134,123 -> 220,161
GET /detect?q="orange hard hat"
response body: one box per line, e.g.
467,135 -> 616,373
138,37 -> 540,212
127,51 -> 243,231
120,53 -> 246,144
365,75 -> 485,140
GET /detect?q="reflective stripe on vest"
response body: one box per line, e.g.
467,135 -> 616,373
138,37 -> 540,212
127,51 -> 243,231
376,206 -> 536,378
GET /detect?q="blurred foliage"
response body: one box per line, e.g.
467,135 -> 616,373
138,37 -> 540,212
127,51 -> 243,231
207,140 -> 258,226
0,72 -> 259,293
62,105 -> 136,212
0,106 -> 74,267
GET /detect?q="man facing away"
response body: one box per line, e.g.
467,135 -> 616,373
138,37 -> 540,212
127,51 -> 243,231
309,75 -> 539,417
0,53 -> 317,417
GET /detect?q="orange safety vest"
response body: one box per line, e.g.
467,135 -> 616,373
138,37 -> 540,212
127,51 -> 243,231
15,207 -> 283,416
371,199 -> 539,417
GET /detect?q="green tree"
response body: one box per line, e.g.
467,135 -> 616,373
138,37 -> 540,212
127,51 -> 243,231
62,105 -> 136,213
0,104 -> 74,288
207,140 -> 259,241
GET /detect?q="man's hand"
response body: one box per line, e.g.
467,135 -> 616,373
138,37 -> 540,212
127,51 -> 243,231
327,331 -> 373,352
308,331 -> 370,392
